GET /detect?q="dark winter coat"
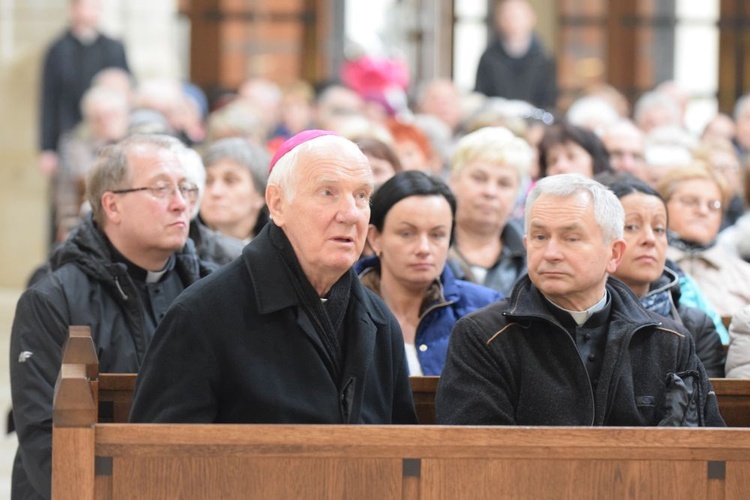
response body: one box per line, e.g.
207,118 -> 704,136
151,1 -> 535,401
10,216 -> 210,500
474,35 -> 557,110
356,257 -> 502,375
129,223 -> 418,425
641,267 -> 725,377
40,30 -> 129,151
436,275 -> 725,427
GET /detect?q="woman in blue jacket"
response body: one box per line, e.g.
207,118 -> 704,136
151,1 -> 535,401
356,170 -> 502,375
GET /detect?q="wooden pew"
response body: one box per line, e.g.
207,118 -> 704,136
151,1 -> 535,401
53,328 -> 750,499
98,375 -> 750,427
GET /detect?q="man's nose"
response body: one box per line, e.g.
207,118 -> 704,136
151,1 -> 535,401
542,238 -> 563,260
335,194 -> 360,223
170,187 -> 189,211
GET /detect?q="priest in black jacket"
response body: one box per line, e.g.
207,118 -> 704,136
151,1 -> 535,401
130,130 -> 418,425
436,174 -> 724,427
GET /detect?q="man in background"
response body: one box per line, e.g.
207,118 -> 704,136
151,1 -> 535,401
474,0 -> 557,111
38,0 -> 130,177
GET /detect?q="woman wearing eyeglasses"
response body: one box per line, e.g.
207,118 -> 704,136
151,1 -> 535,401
658,161 -> 750,318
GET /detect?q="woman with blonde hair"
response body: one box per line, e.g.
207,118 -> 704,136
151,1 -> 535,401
447,126 -> 532,296
659,161 -> 750,318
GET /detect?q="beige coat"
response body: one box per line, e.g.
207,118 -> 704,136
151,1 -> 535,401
666,244 -> 750,317
726,305 -> 750,378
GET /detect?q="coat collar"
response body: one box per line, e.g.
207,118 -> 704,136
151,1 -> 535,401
506,274 -> 658,328
244,225 -> 388,326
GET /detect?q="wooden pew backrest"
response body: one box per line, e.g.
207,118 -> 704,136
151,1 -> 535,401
98,375 -> 750,427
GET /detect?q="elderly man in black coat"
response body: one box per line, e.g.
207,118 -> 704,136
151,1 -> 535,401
436,174 -> 724,427
129,130 -> 418,425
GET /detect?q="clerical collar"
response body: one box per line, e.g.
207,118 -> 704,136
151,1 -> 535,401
546,291 -> 609,326
106,237 -> 175,284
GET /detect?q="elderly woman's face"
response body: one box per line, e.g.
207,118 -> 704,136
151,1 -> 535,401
612,193 -> 668,296
666,178 -> 723,245
200,159 -> 264,240
451,160 -> 519,234
545,141 -> 594,177
368,195 -> 452,291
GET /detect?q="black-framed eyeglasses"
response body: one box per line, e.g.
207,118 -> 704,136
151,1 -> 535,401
111,183 -> 199,203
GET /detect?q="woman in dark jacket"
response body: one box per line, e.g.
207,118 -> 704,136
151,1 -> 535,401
356,171 -> 502,375
607,177 -> 725,376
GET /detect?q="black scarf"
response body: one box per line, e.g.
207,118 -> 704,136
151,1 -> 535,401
269,222 -> 351,380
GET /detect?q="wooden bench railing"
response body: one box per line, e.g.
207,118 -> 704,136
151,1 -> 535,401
53,327 -> 750,499
97,374 -> 750,427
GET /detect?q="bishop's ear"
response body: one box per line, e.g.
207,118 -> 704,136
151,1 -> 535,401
266,184 -> 285,226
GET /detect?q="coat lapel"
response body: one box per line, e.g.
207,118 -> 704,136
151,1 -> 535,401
338,280 -> 379,423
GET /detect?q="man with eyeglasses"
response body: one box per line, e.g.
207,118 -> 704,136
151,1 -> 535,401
10,134 -> 214,499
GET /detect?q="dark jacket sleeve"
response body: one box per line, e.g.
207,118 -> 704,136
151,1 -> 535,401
40,44 -> 62,151
10,283 -> 72,499
679,304 -> 725,378
435,315 -> 516,425
111,40 -> 130,73
129,302 -> 220,423
675,328 -> 726,427
474,51 -> 495,97
538,57 -> 558,111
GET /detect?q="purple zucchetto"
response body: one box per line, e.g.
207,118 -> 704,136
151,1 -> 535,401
268,129 -> 338,173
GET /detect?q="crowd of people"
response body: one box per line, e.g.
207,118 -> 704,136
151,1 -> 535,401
12,0 -> 750,498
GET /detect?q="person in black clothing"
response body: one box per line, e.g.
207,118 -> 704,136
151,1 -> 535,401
38,0 -> 130,176
474,0 -> 557,111
436,174 -> 724,427
11,134 -> 213,499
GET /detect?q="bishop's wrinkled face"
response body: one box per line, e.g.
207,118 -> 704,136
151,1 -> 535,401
269,140 -> 374,292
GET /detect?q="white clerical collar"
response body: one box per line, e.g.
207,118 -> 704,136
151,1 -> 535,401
146,268 -> 167,284
546,291 -> 608,326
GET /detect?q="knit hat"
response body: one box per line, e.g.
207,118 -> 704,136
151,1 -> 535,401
268,129 -> 338,173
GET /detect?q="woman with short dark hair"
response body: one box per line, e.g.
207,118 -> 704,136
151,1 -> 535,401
538,122 -> 612,178
356,170 -> 501,375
